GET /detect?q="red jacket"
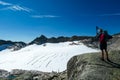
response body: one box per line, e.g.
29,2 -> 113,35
99,33 -> 106,43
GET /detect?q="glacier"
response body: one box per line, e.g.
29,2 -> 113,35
0,41 -> 99,72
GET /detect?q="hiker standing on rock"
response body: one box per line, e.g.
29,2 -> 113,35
96,26 -> 112,61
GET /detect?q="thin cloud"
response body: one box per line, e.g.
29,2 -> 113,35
31,15 -> 60,18
100,13 -> 120,16
0,0 -> 12,6
6,5 -> 32,12
0,0 -> 32,12
0,0 -> 59,19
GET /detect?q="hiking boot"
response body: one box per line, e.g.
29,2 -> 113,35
101,58 -> 104,61
107,58 -> 110,61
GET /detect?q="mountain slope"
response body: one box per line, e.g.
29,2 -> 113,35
0,41 -> 98,72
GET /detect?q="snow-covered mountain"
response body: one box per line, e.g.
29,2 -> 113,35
0,41 -> 99,72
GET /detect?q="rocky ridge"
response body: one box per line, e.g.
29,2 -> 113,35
0,40 -> 26,51
29,35 -> 93,45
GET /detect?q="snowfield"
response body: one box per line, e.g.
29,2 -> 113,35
0,41 -> 99,72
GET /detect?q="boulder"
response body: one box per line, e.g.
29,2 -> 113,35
67,50 -> 120,80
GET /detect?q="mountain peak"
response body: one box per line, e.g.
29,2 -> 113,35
29,35 -> 48,45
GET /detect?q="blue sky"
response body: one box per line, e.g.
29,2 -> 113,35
0,0 -> 120,43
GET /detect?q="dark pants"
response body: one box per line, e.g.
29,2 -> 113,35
100,42 -> 107,50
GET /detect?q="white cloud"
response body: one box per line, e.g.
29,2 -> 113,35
0,0 -> 31,12
6,5 -> 31,12
0,1 -> 59,19
0,0 -> 12,6
31,15 -> 60,18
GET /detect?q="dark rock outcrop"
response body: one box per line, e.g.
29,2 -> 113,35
8,42 -> 26,51
0,69 -> 9,78
0,69 -> 67,80
0,40 -> 26,51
